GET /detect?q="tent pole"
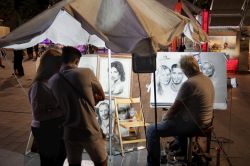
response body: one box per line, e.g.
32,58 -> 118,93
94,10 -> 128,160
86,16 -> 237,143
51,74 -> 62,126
153,72 -> 158,132
108,49 -> 113,165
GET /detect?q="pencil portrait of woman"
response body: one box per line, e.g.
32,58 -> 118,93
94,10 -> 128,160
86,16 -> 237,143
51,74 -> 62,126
99,56 -> 132,98
156,65 -> 171,96
110,61 -> 125,96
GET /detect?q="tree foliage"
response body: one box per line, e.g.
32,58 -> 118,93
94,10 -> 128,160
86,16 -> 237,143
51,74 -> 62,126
0,0 -> 57,29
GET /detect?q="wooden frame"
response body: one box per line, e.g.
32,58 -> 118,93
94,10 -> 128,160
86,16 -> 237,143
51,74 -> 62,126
98,54 -> 132,98
114,97 -> 149,156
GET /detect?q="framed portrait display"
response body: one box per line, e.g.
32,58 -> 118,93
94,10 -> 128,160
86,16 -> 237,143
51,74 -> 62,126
150,52 -> 227,110
96,100 -> 115,136
209,36 -> 237,58
78,54 -> 98,77
98,55 -> 132,98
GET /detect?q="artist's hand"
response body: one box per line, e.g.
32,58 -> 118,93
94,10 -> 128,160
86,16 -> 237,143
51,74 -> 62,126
162,100 -> 182,121
162,111 -> 175,121
162,112 -> 170,121
94,93 -> 105,105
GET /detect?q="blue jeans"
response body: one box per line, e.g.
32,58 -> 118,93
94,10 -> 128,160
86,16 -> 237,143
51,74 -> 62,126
146,118 -> 199,166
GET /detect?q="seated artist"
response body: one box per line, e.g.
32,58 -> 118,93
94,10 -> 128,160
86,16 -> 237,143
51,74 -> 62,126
146,55 -> 215,166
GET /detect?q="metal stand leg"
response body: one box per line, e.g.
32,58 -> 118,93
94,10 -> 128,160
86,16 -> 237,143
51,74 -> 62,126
187,137 -> 193,166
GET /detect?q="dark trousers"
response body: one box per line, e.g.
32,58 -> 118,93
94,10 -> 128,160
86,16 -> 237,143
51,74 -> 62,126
14,60 -> 24,75
146,118 -> 199,166
31,118 -> 66,166
13,50 -> 24,76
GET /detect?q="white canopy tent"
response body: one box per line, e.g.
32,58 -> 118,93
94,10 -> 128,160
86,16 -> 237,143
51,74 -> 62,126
2,10 -> 105,49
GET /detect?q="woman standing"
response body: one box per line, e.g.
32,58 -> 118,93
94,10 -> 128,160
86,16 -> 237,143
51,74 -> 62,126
28,48 -> 66,166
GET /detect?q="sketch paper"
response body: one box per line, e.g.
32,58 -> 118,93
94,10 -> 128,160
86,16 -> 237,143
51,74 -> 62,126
78,54 -> 98,76
99,56 -> 132,98
199,52 -> 227,109
150,52 -> 187,106
96,100 -> 115,136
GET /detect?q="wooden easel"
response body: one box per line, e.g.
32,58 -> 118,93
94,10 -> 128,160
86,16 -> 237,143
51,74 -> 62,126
114,97 -> 149,156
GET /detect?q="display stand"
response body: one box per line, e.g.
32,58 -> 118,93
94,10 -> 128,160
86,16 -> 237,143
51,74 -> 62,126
113,97 -> 149,156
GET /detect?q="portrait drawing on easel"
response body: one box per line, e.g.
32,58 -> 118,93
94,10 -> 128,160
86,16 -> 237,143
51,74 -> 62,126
150,52 -> 227,109
150,52 -> 187,107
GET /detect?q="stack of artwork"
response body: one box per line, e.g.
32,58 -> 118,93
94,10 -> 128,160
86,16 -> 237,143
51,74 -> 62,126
95,99 -> 137,137
78,54 -> 133,137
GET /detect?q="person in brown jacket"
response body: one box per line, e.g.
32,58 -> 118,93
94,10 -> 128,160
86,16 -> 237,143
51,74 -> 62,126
49,46 -> 107,166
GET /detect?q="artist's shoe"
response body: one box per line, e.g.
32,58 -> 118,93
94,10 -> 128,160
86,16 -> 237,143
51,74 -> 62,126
168,148 -> 186,157
169,140 -> 181,152
161,150 -> 168,164
160,155 -> 168,164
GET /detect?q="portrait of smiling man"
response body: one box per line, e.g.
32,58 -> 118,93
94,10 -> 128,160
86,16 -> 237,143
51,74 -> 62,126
170,63 -> 184,92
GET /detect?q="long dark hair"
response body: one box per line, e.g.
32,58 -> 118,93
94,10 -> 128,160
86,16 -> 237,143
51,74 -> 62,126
33,49 -> 62,82
111,61 -> 125,81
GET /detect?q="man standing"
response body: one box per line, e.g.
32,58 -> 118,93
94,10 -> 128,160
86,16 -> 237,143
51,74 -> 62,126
13,50 -> 24,76
0,48 -> 6,68
147,55 -> 215,166
26,47 -> 33,60
49,46 -> 107,166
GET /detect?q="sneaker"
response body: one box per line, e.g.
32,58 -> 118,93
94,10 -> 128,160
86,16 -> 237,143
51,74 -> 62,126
168,148 -> 186,157
161,150 -> 167,164
169,140 -> 181,152
160,155 -> 168,164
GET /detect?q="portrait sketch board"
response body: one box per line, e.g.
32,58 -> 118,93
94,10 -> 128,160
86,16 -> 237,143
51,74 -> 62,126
99,55 -> 132,98
150,52 -> 227,110
150,52 -> 187,107
78,54 -> 98,77
199,52 -> 227,110
96,100 -> 115,136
